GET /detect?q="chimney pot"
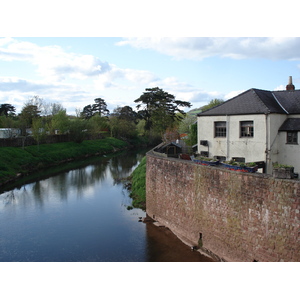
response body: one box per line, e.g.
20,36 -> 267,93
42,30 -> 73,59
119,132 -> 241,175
286,76 -> 295,91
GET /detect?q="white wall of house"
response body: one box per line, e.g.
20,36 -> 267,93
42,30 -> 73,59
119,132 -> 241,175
198,114 -> 268,162
275,116 -> 300,174
198,113 -> 300,174
277,132 -> 300,172
265,114 -> 287,173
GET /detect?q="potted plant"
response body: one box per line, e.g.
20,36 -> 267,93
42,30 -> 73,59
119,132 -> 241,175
221,160 -> 258,173
272,163 -> 294,179
193,156 -> 220,166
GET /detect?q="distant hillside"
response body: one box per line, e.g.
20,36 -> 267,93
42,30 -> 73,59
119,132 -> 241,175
187,108 -> 202,116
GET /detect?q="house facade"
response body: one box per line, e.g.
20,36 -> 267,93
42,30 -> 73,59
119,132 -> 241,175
197,77 -> 300,175
0,128 -> 21,139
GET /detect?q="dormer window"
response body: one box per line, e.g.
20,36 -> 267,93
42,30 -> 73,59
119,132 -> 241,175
240,121 -> 254,137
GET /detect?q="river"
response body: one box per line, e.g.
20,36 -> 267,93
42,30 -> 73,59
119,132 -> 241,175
0,150 -> 212,262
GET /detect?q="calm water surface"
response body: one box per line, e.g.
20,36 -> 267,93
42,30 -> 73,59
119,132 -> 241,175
0,150 -> 212,262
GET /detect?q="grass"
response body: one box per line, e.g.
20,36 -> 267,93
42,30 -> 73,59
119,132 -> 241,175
0,137 -> 128,185
129,156 -> 147,209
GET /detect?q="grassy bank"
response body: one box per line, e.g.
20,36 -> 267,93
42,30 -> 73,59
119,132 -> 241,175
129,156 -> 146,209
0,137 -> 128,186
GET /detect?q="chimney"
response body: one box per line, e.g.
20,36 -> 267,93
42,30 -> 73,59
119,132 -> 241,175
286,76 -> 295,91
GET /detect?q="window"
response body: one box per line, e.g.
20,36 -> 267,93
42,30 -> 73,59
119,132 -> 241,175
215,121 -> 226,137
240,121 -> 254,137
215,156 -> 226,162
232,157 -> 245,163
200,151 -> 209,157
287,131 -> 298,144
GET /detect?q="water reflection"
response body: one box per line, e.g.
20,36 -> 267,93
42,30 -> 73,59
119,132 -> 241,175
0,150 -> 212,262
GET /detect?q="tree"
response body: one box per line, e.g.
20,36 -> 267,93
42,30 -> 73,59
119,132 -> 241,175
81,98 -> 110,119
69,118 -> 89,143
93,98 -> 110,117
50,103 -> 66,116
19,103 -> 41,132
162,128 -> 180,143
81,104 -> 94,119
178,113 -> 197,134
88,115 -> 110,138
32,117 -> 46,149
185,122 -> 197,146
135,87 -> 191,136
0,104 -> 16,117
50,110 -> 70,134
201,98 -> 224,112
25,95 -> 45,114
111,106 -> 138,124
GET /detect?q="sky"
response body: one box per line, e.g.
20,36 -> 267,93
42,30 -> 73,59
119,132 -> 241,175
1,0 -> 300,116
1,36 -> 300,116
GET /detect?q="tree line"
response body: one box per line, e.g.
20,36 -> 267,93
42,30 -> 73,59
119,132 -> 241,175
0,87 -> 223,146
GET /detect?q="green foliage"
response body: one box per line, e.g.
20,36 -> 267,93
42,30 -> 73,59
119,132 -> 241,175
32,117 -> 47,146
201,99 -> 224,112
178,113 -> 197,134
273,163 -> 293,168
68,118 -> 89,143
20,104 -> 41,128
198,156 -> 218,162
129,156 -> 146,209
135,87 -> 191,137
185,122 -> 197,146
109,116 -> 137,139
50,110 -> 70,134
0,138 -> 128,185
0,104 -> 16,117
187,108 -> 202,116
225,160 -> 257,167
81,98 -> 110,119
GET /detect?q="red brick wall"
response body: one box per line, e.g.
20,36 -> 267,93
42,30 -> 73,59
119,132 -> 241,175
146,151 -> 300,262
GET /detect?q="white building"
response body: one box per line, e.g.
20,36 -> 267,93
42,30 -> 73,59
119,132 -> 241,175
0,128 -> 21,139
197,76 -> 300,175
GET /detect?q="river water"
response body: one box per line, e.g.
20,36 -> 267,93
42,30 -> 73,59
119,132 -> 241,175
0,150 -> 212,262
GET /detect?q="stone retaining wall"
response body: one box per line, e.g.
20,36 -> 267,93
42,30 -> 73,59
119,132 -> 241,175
146,151 -> 300,261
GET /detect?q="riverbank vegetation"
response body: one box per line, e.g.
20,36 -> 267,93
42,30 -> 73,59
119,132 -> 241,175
0,137 -> 128,186
0,88 -> 224,192
129,156 -> 147,209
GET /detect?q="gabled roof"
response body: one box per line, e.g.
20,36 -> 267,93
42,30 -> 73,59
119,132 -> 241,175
278,118 -> 300,131
198,89 -> 300,116
160,142 -> 182,150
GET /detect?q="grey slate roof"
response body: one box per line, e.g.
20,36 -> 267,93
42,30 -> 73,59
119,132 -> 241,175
278,118 -> 300,131
198,88 -> 300,116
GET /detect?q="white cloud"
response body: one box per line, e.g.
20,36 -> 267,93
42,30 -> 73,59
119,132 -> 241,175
2,37 -> 270,114
117,37 -> 300,61
0,38 -> 112,81
93,65 -> 160,91
224,90 -> 245,100
0,76 -> 92,114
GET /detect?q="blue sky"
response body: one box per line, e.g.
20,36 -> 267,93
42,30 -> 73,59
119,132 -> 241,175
1,36 -> 300,116
1,2 -> 300,116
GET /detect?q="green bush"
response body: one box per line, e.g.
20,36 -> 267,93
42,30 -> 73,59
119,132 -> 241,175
129,156 -> 146,209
